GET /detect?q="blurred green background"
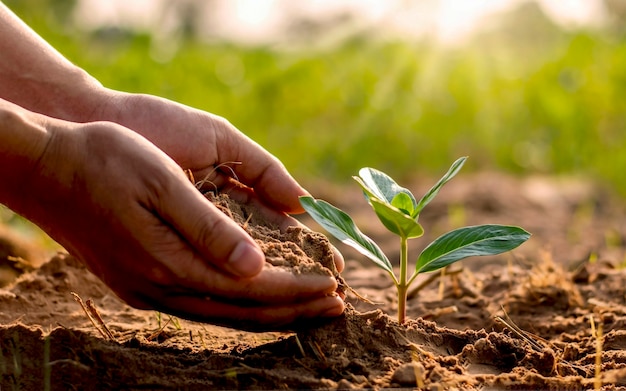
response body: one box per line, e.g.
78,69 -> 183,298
5,0 -> 626,195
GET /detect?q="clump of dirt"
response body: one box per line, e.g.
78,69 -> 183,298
207,192 -> 338,278
2,173 -> 626,390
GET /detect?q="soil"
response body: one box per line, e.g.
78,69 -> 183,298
2,172 -> 626,390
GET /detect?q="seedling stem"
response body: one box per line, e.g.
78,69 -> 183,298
300,157 -> 530,324
397,236 -> 409,323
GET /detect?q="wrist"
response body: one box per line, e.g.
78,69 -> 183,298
0,63 -> 108,124
0,99 -> 52,210
44,68 -> 109,123
27,67 -> 107,123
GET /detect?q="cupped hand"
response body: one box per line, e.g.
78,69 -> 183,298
94,91 -> 345,273
20,115 -> 344,330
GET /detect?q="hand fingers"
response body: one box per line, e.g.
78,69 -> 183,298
164,226 -> 344,293
143,245 -> 340,303
137,167 -> 343,297
136,291 -> 345,331
210,120 -> 309,214
115,269 -> 341,307
153,171 -> 264,278
189,264 -> 339,302
209,185 -> 345,273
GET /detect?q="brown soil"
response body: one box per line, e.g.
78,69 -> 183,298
2,172 -> 626,390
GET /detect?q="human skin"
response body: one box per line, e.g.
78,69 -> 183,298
0,2 -> 344,330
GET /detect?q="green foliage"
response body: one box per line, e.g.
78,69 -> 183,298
415,225 -> 531,274
300,157 -> 530,323
353,168 -> 423,239
298,197 -> 391,272
7,3 -> 626,195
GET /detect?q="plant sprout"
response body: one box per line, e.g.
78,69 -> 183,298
299,157 -> 530,324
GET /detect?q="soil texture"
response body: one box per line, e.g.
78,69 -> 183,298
2,172 -> 626,390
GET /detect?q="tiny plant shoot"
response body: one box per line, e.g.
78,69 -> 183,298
299,157 -> 530,324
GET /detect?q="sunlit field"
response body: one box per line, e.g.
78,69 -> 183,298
7,0 -> 626,195
6,4 -> 626,388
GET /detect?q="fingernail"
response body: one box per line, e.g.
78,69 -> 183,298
227,241 -> 264,277
321,297 -> 345,317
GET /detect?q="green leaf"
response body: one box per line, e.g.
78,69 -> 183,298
414,156 -> 467,217
369,198 -> 424,239
391,192 -> 414,216
299,196 -> 393,273
415,225 -> 530,273
354,168 -> 417,215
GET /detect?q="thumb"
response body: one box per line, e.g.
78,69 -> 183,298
158,174 -> 265,278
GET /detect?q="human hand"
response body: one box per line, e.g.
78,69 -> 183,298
6,109 -> 343,330
94,91 -> 345,273
0,0 -> 345,329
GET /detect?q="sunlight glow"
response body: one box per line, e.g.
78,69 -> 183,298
538,0 -> 607,27
436,0 -> 524,44
73,0 -> 607,45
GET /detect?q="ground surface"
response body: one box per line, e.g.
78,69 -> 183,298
2,172 -> 626,390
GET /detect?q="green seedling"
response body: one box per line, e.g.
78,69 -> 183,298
300,157 -> 530,324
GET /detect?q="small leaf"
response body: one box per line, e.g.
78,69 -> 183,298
414,156 -> 467,217
369,198 -> 424,239
299,196 -> 393,273
415,225 -> 530,273
355,168 -> 417,214
391,193 -> 414,216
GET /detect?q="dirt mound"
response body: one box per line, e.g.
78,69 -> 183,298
2,174 -> 626,390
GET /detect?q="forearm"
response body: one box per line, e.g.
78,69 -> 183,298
0,2 -> 105,122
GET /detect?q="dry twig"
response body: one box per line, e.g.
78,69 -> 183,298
494,308 -> 544,352
70,292 -> 114,341
590,315 -> 603,390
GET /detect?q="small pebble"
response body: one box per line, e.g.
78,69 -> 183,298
391,361 -> 425,386
336,379 -> 355,389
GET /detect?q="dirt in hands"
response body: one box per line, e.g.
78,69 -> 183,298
207,192 -> 338,278
1,173 -> 626,390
